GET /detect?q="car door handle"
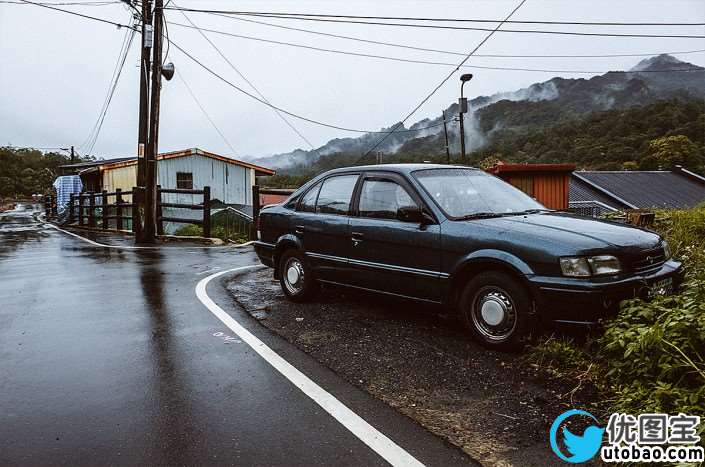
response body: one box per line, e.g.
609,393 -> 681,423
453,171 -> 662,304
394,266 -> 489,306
351,232 -> 364,246
294,225 -> 305,235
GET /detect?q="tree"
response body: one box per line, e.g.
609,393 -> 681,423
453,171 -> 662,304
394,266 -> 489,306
647,135 -> 702,169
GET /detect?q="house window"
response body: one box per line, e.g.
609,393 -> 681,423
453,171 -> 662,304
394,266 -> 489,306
176,172 -> 193,189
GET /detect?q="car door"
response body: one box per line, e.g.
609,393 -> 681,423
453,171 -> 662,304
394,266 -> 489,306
347,173 -> 442,301
291,173 -> 359,282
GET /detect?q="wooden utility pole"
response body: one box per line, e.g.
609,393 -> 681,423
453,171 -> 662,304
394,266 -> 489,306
134,0 -> 152,242
70,145 -> 75,164
442,110 -> 450,164
142,0 -> 164,242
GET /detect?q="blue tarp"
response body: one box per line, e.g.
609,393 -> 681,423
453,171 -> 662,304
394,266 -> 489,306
52,175 -> 83,215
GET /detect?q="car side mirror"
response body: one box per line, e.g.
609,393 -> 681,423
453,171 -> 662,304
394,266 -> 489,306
397,206 -> 434,225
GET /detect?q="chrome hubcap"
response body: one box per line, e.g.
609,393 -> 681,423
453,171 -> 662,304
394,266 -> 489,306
283,258 -> 305,294
471,287 -> 517,342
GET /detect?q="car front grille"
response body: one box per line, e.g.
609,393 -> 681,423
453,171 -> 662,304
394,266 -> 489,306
630,246 -> 667,274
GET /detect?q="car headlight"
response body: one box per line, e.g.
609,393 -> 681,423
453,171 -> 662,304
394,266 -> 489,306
662,240 -> 671,260
560,255 -> 622,277
560,257 -> 591,277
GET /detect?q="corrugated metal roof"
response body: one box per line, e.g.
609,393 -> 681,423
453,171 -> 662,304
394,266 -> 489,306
571,171 -> 705,209
569,178 -> 626,210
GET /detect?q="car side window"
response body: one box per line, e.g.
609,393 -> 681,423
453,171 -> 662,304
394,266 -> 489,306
359,179 -> 417,220
316,175 -> 359,215
297,182 -> 321,213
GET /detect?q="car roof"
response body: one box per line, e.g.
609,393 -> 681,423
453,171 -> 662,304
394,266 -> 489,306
322,163 -> 480,176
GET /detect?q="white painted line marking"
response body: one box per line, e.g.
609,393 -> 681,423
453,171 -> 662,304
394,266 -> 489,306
39,216 -> 253,250
196,267 -> 425,467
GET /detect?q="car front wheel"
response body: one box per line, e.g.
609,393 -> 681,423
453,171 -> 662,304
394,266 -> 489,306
278,249 -> 319,302
459,271 -> 534,350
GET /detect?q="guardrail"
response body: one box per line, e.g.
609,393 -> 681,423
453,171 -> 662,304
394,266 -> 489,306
157,185 -> 211,237
69,189 -> 134,230
57,186 -> 211,236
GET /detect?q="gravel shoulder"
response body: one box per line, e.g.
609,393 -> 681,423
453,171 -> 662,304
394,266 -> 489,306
227,268 -> 601,466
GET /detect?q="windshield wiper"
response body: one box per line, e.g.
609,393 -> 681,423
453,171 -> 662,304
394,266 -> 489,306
516,208 -> 554,215
457,212 -> 506,220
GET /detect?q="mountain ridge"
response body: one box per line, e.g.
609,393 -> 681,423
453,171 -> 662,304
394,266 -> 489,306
249,54 -> 705,171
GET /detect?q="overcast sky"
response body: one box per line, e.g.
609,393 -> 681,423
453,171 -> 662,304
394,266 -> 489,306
1,0 -> 704,161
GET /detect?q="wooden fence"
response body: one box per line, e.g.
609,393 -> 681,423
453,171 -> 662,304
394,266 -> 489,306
48,186 -> 212,237
157,185 -> 211,238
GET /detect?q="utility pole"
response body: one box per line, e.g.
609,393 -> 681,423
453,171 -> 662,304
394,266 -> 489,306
459,73 -> 473,165
142,0 -> 164,243
442,110 -> 450,164
70,145 -> 75,164
134,0 -> 152,242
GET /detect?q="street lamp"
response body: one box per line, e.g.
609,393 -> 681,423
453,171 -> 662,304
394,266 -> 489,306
458,73 -> 473,164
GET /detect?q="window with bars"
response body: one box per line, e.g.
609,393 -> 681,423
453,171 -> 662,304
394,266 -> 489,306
176,172 -> 193,190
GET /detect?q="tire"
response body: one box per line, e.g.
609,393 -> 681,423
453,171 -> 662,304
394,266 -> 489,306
459,271 -> 535,351
278,249 -> 319,302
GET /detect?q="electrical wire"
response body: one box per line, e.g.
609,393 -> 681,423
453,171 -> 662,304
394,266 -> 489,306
162,8 -> 705,27
169,39 -> 445,134
360,0 -> 527,161
164,8 -> 705,39
82,20 -> 136,155
14,0 -> 136,29
202,12 -> 705,60
167,20 -> 705,74
176,70 -> 240,157
174,4 -> 321,153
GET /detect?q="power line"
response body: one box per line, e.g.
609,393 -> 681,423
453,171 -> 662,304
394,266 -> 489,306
0,1 -> 120,5
202,12 -> 705,60
360,0 -> 527,161
169,39 -> 446,134
176,70 -> 240,157
164,8 -> 705,39
174,5 -> 320,153
167,20 -> 705,74
82,19 -> 136,154
163,8 -> 705,27
14,0 -> 136,29
79,18 -> 133,150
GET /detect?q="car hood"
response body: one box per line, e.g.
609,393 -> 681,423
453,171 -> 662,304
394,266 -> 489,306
470,212 -> 661,252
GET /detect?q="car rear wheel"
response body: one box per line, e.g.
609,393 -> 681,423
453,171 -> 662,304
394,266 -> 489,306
278,249 -> 319,302
459,271 -> 534,350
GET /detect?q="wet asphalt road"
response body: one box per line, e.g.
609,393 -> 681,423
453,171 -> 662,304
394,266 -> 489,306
0,204 -> 473,466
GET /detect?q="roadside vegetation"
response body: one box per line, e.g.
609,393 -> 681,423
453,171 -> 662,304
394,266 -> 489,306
528,205 -> 705,421
174,223 -> 248,244
0,146 -> 94,198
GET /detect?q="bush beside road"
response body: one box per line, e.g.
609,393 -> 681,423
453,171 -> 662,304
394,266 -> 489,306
529,206 -> 705,429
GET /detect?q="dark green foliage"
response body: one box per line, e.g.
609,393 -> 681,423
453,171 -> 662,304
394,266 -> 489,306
265,99 -> 705,188
474,99 -> 705,171
0,146 -> 93,198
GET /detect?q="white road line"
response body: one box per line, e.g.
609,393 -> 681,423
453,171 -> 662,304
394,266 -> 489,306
40,216 -> 254,250
196,267 -> 426,467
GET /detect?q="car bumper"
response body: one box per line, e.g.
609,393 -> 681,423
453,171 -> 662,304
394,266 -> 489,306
254,241 -> 276,268
528,259 -> 684,325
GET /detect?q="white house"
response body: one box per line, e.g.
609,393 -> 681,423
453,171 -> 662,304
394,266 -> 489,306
69,148 -> 275,233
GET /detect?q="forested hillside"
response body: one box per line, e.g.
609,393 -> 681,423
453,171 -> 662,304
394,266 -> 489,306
0,147 -> 91,198
261,98 -> 705,187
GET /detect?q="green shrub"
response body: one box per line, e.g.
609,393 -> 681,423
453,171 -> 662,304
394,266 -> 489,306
529,205 -> 705,420
173,224 -> 249,244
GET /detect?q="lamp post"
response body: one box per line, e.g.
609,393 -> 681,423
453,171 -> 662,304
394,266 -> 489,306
458,73 -> 473,165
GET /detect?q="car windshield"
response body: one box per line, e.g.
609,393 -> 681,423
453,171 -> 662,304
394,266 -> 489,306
413,168 -> 546,219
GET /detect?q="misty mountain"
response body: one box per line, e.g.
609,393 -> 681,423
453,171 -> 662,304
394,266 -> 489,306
249,54 -> 704,171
